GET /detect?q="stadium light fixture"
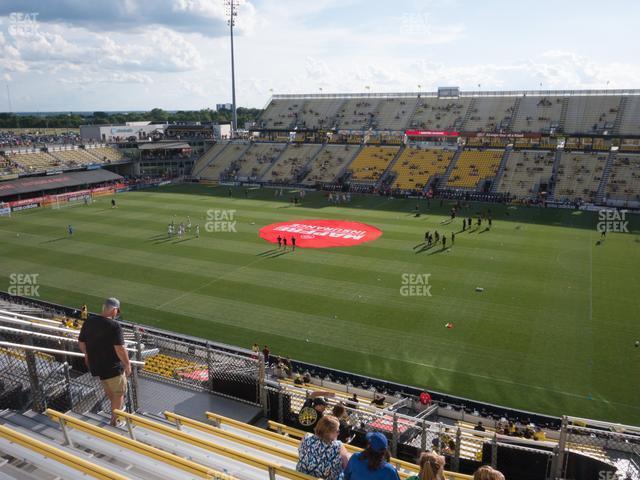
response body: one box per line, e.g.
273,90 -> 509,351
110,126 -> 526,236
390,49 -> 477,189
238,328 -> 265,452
225,0 -> 238,137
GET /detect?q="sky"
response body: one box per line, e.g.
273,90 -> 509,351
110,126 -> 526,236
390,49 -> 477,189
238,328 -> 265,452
0,0 -> 638,112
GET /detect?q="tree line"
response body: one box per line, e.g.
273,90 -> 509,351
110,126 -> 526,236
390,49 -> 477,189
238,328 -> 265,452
0,107 -> 263,129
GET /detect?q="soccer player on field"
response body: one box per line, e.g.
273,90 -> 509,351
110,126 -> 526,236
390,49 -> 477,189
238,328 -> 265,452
195,225 -> 200,238
283,237 -> 288,250
277,236 -> 282,248
291,237 -> 296,251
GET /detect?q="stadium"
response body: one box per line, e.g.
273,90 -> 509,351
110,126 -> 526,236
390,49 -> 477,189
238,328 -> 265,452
0,2 -> 639,480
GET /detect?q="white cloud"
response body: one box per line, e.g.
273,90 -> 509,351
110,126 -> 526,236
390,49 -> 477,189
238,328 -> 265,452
0,0 -> 256,37
0,1 -> 638,111
59,72 -> 153,85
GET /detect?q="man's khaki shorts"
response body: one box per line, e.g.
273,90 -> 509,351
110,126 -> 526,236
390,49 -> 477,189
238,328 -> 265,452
101,373 -> 127,396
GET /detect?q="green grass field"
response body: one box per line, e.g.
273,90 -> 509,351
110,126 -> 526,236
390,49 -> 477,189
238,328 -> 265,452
1,184 -> 638,424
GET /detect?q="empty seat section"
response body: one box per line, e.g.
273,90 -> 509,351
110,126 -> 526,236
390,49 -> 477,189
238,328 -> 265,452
563,96 -> 621,134
264,144 -> 322,183
301,145 -> 357,185
605,153 -> 640,202
392,147 -> 454,190
348,146 -> 398,182
553,152 -> 608,202
296,98 -> 344,130
372,98 -> 418,131
511,96 -> 564,133
446,150 -> 503,189
259,100 -> 302,129
336,99 -> 380,130
496,150 -> 555,199
199,143 -> 248,181
408,97 -> 471,131
464,97 -> 517,132
231,143 -> 286,180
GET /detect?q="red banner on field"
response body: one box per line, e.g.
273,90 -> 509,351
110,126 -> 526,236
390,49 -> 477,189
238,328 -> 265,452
405,130 -> 459,137
260,219 -> 382,249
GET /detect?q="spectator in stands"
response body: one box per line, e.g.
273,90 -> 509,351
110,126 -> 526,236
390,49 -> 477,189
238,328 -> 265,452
344,431 -> 400,480
274,359 -> 287,379
297,415 -> 350,480
262,345 -> 270,364
533,426 -> 546,441
282,356 -> 293,377
297,393 -> 334,431
473,466 -> 505,480
331,403 -> 353,443
371,394 -> 385,407
346,393 -> 359,409
78,297 -> 131,427
474,422 -> 486,432
407,452 -> 445,480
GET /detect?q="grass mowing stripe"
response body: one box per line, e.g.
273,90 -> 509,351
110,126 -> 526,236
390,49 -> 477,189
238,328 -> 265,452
1,186 -> 638,423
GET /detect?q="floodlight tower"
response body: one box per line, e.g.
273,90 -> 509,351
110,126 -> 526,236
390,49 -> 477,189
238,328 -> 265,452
225,0 -> 238,137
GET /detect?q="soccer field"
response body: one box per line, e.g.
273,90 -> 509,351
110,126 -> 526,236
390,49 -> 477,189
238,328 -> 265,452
0,184 -> 638,424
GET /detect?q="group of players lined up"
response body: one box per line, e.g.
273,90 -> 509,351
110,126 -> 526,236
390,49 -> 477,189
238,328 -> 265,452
167,215 -> 200,238
419,205 -> 494,250
276,235 -> 297,251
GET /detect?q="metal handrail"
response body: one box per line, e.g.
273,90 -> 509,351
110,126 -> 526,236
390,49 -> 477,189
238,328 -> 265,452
272,89 -> 640,100
0,341 -> 145,366
0,424 -> 130,480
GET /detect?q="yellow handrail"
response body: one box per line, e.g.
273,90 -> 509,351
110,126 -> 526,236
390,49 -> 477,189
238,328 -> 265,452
164,411 -> 298,462
0,423 -> 129,480
113,410 -> 317,480
206,411 -> 300,447
45,409 -> 223,479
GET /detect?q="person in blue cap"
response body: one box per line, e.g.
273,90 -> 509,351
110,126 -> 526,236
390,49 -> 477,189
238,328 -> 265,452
344,431 -> 400,480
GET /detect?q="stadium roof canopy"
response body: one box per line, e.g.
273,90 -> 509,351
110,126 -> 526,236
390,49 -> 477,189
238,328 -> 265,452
0,169 -> 122,198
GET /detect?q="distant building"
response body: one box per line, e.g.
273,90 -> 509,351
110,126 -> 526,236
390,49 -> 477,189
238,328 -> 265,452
216,103 -> 233,111
213,123 -> 231,139
80,122 -> 166,143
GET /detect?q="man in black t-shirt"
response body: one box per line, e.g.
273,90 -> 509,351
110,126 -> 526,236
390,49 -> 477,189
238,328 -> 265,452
297,392 -> 335,432
78,297 -> 131,426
